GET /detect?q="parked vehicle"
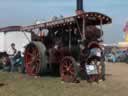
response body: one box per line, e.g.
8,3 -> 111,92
105,50 -> 128,63
105,53 -> 116,62
115,50 -> 127,62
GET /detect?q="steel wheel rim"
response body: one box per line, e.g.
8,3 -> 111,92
25,44 -> 41,76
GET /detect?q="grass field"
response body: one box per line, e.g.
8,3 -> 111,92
0,63 -> 128,96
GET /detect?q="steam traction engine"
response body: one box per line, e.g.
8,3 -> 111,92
22,0 -> 112,82
0,0 -> 112,82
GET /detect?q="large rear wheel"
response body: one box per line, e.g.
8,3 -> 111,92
24,41 -> 47,76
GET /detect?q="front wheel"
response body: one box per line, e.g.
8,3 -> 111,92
86,56 -> 105,82
60,56 -> 79,83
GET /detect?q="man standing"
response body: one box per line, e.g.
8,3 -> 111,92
7,43 -> 17,72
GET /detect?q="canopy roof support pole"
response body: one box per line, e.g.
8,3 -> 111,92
4,32 -> 6,52
82,15 -> 86,41
75,18 -> 82,37
100,19 -> 103,41
23,31 -> 31,42
69,28 -> 72,49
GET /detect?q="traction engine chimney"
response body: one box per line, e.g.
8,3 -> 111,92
76,0 -> 84,15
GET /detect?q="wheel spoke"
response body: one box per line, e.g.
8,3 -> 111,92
27,52 -> 33,57
31,65 -> 37,75
69,70 -> 75,75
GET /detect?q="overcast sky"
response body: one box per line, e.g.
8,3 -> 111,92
0,0 -> 128,43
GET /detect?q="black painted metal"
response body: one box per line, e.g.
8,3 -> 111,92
77,0 -> 83,11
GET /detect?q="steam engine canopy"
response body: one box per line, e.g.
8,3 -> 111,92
20,12 -> 112,31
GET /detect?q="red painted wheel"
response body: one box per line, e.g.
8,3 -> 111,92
60,56 -> 79,82
24,41 -> 47,76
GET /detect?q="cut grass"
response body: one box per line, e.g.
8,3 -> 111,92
0,63 -> 128,96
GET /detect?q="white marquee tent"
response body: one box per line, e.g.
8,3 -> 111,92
0,31 -> 31,52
